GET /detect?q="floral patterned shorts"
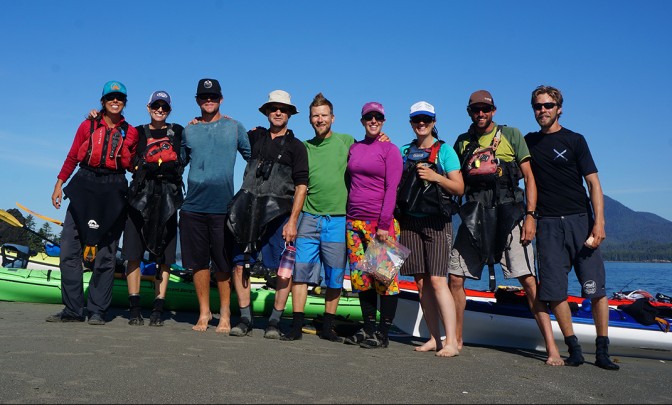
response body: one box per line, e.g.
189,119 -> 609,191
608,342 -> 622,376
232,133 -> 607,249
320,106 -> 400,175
346,218 -> 400,295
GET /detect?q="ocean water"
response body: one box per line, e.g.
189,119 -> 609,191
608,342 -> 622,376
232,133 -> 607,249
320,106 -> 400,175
408,262 -> 672,299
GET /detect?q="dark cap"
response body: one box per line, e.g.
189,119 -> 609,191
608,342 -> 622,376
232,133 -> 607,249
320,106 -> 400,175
196,78 -> 222,97
148,90 -> 171,106
468,90 -> 495,107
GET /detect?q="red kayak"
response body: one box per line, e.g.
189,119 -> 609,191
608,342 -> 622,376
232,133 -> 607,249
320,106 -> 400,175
394,278 -> 672,308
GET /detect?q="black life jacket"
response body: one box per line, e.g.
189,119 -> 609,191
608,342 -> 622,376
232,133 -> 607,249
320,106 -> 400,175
77,117 -> 130,172
396,140 -> 458,217
227,130 -> 295,253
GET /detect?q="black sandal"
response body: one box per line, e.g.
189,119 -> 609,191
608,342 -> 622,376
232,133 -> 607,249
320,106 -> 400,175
360,331 -> 389,349
344,328 -> 370,345
148,310 -> 163,327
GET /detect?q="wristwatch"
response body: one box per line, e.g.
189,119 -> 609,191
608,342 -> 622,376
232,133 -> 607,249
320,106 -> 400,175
525,211 -> 538,219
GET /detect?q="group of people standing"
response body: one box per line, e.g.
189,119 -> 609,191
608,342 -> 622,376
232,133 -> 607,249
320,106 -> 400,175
45,78 -> 618,370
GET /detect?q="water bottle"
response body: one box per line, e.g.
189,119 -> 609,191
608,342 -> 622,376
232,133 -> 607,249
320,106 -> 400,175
277,242 -> 296,279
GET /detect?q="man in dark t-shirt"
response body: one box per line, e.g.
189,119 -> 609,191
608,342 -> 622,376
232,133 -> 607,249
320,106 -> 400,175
525,85 -> 619,371
228,90 -> 309,337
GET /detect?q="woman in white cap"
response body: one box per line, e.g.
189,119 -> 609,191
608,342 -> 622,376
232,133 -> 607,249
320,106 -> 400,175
47,80 -> 138,325
396,101 -> 463,357
344,101 -> 403,348
122,90 -> 185,327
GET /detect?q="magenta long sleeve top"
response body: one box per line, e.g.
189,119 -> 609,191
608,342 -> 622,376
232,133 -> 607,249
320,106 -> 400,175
346,136 -> 403,230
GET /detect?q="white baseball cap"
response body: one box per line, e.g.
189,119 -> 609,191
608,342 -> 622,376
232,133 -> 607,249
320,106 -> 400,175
409,101 -> 435,118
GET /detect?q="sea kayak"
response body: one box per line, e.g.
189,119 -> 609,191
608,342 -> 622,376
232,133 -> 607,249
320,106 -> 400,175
395,287 -> 672,360
1,243 -> 59,271
0,266 -> 363,321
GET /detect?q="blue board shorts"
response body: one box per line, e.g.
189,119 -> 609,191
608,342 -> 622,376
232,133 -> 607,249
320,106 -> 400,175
536,212 -> 607,302
294,213 -> 347,288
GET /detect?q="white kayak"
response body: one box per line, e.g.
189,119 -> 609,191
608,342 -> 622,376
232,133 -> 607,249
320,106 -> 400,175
395,288 -> 672,360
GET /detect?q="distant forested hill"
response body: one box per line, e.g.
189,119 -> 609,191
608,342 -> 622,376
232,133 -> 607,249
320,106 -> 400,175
602,195 -> 672,261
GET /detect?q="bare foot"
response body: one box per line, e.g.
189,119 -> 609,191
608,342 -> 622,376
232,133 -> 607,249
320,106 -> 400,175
436,344 -> 460,358
545,344 -> 564,366
456,338 -> 463,351
216,317 -> 231,334
414,338 -> 437,352
192,313 -> 212,332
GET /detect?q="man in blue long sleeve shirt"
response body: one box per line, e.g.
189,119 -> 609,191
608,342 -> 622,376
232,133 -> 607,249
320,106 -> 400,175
180,78 -> 251,332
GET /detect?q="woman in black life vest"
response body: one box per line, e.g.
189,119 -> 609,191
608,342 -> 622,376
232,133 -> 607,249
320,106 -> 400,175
47,80 -> 138,325
396,101 -> 464,357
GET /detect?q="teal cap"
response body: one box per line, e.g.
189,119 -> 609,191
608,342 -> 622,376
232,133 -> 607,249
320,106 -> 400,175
101,81 -> 127,97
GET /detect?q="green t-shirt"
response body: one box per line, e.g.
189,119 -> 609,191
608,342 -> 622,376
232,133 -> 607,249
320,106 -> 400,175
453,122 -> 530,164
303,132 -> 355,215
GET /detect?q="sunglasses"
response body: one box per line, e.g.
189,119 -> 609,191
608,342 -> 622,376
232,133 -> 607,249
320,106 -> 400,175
197,94 -> 220,101
267,105 -> 291,114
362,112 -> 385,121
468,105 -> 494,114
104,93 -> 127,102
150,102 -> 171,112
410,115 -> 434,124
533,102 -> 558,111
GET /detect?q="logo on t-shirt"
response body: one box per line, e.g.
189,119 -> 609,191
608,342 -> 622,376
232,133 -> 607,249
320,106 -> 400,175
553,148 -> 568,161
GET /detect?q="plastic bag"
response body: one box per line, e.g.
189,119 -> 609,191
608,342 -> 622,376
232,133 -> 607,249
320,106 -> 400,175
360,238 -> 411,286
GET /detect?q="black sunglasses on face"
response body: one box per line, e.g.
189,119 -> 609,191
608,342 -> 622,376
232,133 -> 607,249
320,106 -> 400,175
150,102 -> 171,112
410,115 -> 434,124
468,105 -> 494,114
362,112 -> 385,121
104,93 -> 127,102
533,102 -> 558,111
197,94 -> 220,101
267,105 -> 291,114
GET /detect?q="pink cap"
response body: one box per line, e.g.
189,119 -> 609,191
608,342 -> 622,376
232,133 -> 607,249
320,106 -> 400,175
361,101 -> 385,117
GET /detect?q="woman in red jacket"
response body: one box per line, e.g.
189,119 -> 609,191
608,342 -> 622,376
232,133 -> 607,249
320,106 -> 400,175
47,80 -> 138,325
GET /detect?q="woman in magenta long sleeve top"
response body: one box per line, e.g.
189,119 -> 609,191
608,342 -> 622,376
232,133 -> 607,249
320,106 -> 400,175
344,102 -> 403,349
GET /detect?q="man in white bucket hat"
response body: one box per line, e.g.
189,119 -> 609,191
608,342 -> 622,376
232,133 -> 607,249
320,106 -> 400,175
228,90 -> 308,337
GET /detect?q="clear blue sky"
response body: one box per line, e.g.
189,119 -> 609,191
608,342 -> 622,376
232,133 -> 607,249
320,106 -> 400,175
1,1 -> 671,233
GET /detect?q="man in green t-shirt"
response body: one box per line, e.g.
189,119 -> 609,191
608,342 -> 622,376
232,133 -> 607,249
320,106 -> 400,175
264,93 -> 354,342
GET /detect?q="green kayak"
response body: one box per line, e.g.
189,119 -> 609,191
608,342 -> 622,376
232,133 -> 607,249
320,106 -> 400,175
0,266 -> 363,321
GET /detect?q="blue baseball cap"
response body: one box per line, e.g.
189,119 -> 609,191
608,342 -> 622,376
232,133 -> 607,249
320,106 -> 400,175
101,80 -> 127,97
148,90 -> 171,106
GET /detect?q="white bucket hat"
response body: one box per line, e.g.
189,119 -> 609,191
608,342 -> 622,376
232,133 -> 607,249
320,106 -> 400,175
259,90 -> 299,115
